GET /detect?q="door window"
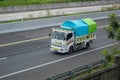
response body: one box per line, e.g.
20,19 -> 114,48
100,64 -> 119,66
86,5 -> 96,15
66,33 -> 73,41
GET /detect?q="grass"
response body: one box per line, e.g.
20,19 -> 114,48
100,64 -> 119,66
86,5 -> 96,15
101,4 -> 120,11
0,0 -> 98,7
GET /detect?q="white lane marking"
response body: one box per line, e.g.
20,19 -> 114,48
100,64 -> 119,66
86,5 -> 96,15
98,25 -> 107,29
0,42 -> 118,79
0,57 -> 7,61
0,25 -> 107,48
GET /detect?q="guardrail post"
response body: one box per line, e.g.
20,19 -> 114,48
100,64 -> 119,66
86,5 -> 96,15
103,59 -> 107,67
90,78 -> 94,80
21,18 -> 24,21
114,54 -> 120,64
46,78 -> 55,80
70,71 -> 75,77
88,65 -> 92,73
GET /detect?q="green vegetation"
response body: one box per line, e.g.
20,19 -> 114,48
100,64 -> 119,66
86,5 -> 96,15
0,0 -> 98,7
102,47 -> 120,63
101,4 -> 120,11
101,12 -> 120,70
105,13 -> 120,41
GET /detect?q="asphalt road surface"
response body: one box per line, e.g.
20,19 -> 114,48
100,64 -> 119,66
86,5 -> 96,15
0,17 -> 120,80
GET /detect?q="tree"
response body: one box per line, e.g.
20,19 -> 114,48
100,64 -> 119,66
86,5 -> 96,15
105,13 -> 120,41
102,13 -> 120,63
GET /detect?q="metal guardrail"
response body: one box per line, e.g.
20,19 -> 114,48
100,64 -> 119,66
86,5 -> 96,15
47,59 -> 107,80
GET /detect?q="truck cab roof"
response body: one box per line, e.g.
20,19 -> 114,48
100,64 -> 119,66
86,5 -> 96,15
53,28 -> 72,33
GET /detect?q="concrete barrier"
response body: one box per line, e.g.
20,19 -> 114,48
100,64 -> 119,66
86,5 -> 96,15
0,5 -> 114,22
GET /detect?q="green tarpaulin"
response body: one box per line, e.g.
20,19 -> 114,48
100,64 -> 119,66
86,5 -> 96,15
82,18 -> 97,34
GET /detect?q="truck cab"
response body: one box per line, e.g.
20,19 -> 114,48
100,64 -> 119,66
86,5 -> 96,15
50,28 -> 74,53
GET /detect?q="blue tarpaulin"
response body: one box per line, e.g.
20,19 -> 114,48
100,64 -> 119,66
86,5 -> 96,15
61,20 -> 88,36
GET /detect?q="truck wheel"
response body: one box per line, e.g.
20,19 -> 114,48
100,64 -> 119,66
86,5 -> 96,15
69,46 -> 74,54
85,42 -> 90,49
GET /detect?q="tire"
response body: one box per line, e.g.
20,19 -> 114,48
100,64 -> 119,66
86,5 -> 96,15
85,42 -> 90,49
68,46 -> 74,54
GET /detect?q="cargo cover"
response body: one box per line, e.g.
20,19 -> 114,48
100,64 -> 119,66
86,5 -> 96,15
61,20 -> 88,36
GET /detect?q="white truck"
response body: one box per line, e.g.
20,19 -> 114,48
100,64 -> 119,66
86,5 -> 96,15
50,18 -> 97,53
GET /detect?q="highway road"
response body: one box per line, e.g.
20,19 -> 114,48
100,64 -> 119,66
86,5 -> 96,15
0,16 -> 120,80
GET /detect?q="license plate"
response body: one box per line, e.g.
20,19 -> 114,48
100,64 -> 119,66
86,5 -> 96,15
53,47 -> 59,51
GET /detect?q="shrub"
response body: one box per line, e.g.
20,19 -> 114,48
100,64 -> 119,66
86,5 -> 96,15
102,49 -> 113,63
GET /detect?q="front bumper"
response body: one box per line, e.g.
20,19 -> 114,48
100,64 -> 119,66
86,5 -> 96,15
50,46 -> 68,53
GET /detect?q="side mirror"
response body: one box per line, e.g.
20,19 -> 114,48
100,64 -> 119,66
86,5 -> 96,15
49,33 -> 51,37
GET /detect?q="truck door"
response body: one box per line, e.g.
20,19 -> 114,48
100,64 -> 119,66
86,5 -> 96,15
66,33 -> 73,45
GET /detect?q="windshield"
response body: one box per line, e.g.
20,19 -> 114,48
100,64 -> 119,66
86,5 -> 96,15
52,31 -> 65,40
